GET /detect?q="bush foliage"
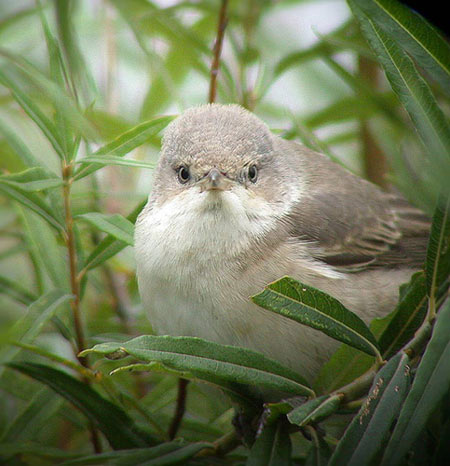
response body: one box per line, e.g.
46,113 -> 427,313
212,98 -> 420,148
0,0 -> 449,464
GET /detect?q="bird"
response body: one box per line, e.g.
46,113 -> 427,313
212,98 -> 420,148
135,104 -> 429,382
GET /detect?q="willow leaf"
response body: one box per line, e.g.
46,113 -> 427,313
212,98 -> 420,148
76,156 -> 155,170
252,277 -> 380,358
330,352 -> 411,466
246,420 -> 292,466
6,362 -> 153,450
76,212 -> 134,246
425,195 -> 450,301
83,200 -> 145,271
287,394 -> 341,427
74,116 -> 174,181
82,335 -> 314,397
350,1 -> 450,175
381,299 -> 450,465
0,167 -> 62,192
352,0 -> 450,94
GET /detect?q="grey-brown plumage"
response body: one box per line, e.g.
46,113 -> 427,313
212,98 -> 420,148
135,104 -> 429,381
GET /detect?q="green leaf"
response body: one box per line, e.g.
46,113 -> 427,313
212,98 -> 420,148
0,182 -> 64,232
0,387 -> 63,443
0,67 -> 65,158
0,290 -> 72,376
352,0 -> 450,94
305,432 -> 332,466
0,60 -> 95,153
329,352 -> 411,466
0,167 -> 62,191
378,271 -> 427,358
274,20 -> 369,76
315,272 -> 425,393
0,443 -> 79,461
19,208 -> 70,291
381,299 -> 450,465
0,116 -> 42,169
76,212 -> 134,246
0,274 -> 37,306
60,441 -> 210,465
82,335 -> 314,397
425,195 -> 450,300
262,397 -> 306,427
287,394 -> 341,427
73,116 -> 175,181
5,362 -> 153,450
252,277 -> 380,358
350,2 -> 450,178
76,155 -> 155,170
83,200 -> 145,271
303,92 -> 398,129
246,420 -> 292,466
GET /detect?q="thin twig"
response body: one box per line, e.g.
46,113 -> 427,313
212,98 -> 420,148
208,0 -> 229,104
62,163 -> 87,363
62,162 -> 102,453
168,378 -> 189,440
358,56 -> 388,188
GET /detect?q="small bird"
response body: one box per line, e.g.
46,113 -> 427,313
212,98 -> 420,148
135,104 -> 429,381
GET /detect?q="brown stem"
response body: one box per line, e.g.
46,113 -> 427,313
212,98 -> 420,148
62,163 -> 87,362
208,0 -> 229,104
168,378 -> 189,439
358,56 -> 388,188
62,162 -> 101,453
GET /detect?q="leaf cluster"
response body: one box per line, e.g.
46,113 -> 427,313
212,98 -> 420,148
0,1 -> 449,465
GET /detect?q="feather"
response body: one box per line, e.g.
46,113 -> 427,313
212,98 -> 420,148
278,139 -> 430,271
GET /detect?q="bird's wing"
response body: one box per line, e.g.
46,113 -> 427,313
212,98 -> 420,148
280,140 -> 429,271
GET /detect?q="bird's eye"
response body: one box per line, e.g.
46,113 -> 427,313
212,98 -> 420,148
177,165 -> 190,184
248,164 -> 258,183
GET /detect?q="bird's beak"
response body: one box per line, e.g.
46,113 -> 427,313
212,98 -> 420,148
199,168 -> 232,192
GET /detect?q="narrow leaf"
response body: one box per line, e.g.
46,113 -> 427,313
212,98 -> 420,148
350,1 -> 450,175
0,443 -> 79,461
82,335 -> 314,397
0,387 -> 63,443
19,208 -> 70,291
76,212 -> 134,246
378,271 -> 427,358
73,116 -> 174,181
6,362 -> 153,450
0,167 -> 62,191
352,0 -> 450,94
287,394 -> 341,427
252,277 -> 380,358
330,352 -> 411,466
76,156 -> 155,170
83,200 -> 145,271
0,116 -> 41,168
246,420 -> 292,466
0,182 -> 64,231
381,299 -> 450,465
60,441 -> 210,466
0,290 -> 72,376
0,274 -> 37,306
0,67 -> 65,158
425,195 -> 450,300
262,397 -> 306,427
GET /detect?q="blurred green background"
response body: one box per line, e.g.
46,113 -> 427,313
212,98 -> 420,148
0,0 -> 448,463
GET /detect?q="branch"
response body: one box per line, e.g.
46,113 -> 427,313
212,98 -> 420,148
208,0 -> 229,104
